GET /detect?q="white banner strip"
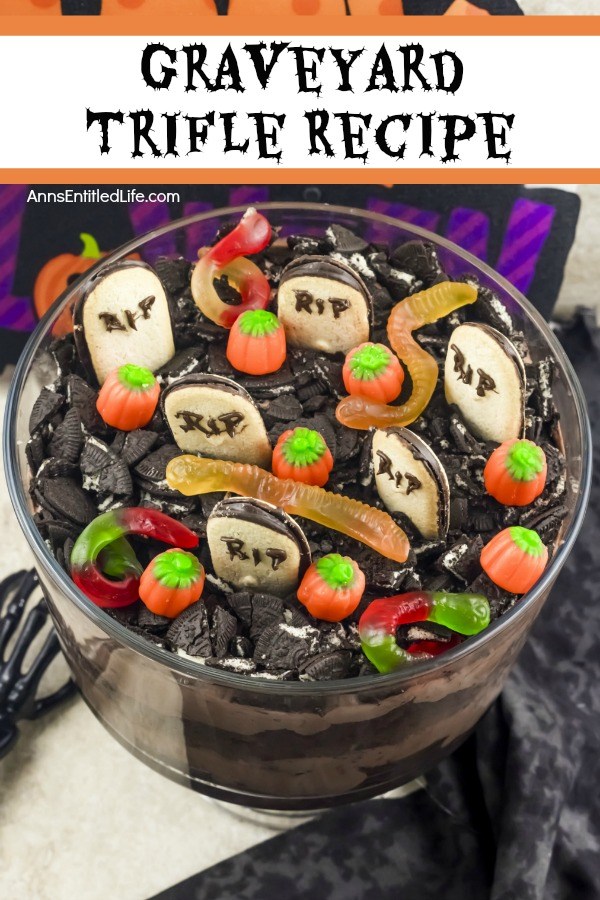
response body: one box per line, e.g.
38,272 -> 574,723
0,35 -> 597,169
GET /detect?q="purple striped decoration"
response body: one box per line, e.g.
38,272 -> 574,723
495,199 -> 556,295
128,200 -> 177,261
228,186 -> 270,207
0,185 -> 36,332
445,207 -> 490,263
182,201 -> 215,259
365,197 -> 442,245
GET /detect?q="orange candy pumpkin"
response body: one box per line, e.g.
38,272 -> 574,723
484,439 -> 547,507
342,342 -> 404,404
297,554 -> 365,622
272,427 -> 334,487
226,309 -> 286,376
139,549 -> 205,619
34,233 -> 104,336
480,527 -> 548,595
96,364 -> 160,431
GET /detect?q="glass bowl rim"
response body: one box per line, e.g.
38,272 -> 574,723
3,200 -> 593,695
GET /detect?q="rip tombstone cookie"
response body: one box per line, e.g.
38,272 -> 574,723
372,427 -> 450,541
277,255 -> 372,354
161,374 -> 272,468
207,497 -> 311,597
444,323 -> 526,443
73,261 -> 175,385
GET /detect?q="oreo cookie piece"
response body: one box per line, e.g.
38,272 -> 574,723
34,476 -> 97,526
277,255 -> 372,354
80,436 -> 133,498
26,432 -> 46,474
389,240 -> 442,282
249,593 -> 285,641
395,621 -> 457,649
298,650 -> 352,681
134,443 -> 181,486
469,282 -> 516,337
262,395 -> 304,426
161,374 -> 272,468
48,408 -> 83,463
156,346 -> 208,384
210,606 -> 238,659
138,605 -> 172,635
287,234 -> 330,257
227,591 -> 253,629
166,601 -> 212,658
29,388 -> 64,436
207,497 -> 311,597
205,657 -> 258,675
116,430 -> 159,468
325,224 -> 369,255
367,252 -> 416,303
444,323 -> 526,443
436,535 -> 484,584
154,255 -> 191,299
73,260 -> 175,385
372,428 -> 450,541
66,375 -> 104,433
36,457 -> 79,479
253,621 -> 320,671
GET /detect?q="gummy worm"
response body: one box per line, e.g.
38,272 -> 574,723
190,208 -> 272,328
358,591 -> 490,674
166,455 -> 410,564
336,281 -> 478,431
70,507 -> 199,608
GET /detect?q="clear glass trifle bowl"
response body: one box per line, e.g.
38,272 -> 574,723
4,202 -> 592,811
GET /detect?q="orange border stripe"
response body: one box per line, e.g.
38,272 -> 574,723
0,169 -> 597,184
1,15 -> 600,35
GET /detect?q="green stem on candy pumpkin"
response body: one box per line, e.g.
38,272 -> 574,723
316,553 -> 356,590
509,526 -> 546,557
281,428 -> 327,468
79,233 -> 102,259
153,550 -> 202,590
505,441 -> 545,483
349,344 -> 391,381
117,363 -> 157,393
237,309 -> 280,337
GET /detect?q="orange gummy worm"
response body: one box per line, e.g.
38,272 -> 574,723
166,455 -> 410,564
335,281 -> 478,431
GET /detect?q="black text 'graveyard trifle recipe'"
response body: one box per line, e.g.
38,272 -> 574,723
27,208 -> 568,681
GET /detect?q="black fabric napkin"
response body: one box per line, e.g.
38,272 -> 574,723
153,310 -> 599,900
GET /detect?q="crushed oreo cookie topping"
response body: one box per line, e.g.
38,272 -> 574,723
26,214 -> 568,682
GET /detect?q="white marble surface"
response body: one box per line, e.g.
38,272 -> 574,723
0,184 -> 598,900
521,0 -> 600,11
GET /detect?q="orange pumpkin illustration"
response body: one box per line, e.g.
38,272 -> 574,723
33,233 -> 105,336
